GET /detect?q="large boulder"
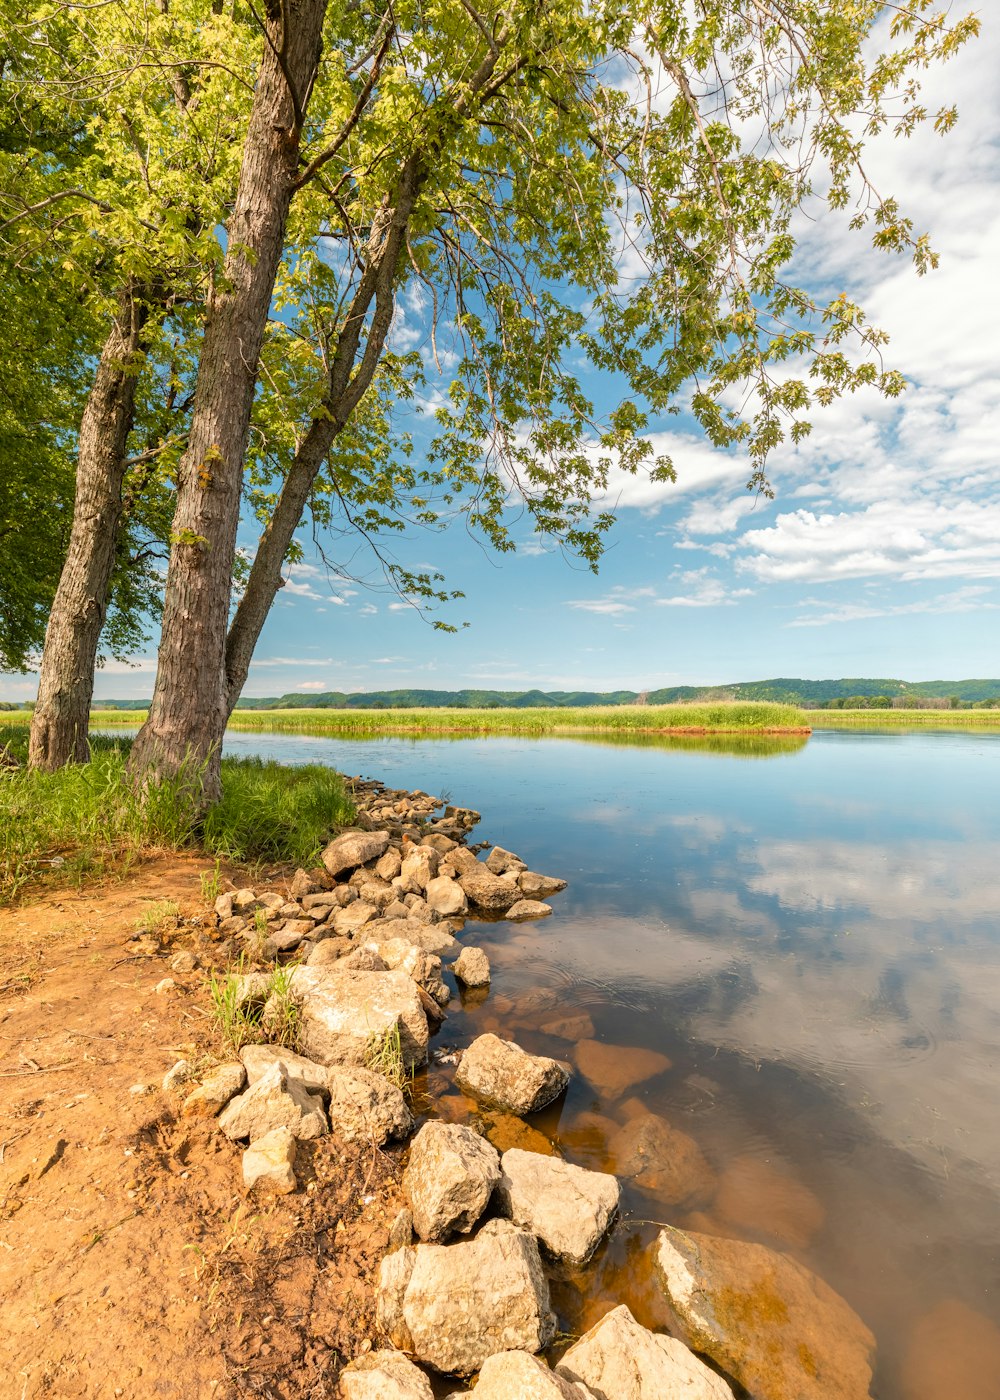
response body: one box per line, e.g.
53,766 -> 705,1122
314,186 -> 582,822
496,1149 -> 619,1268
556,1304 -> 735,1399
456,1034 -> 569,1115
449,849 -> 523,912
403,1121 -> 501,1242
654,1226 -> 876,1400
291,966 -> 429,1069
325,1064 -> 414,1144
340,1349 -> 434,1399
399,845 -> 440,892
322,829 -> 391,879
377,1220 -> 555,1375
609,1113 -> 714,1205
471,1351 -> 594,1399
217,1063 -> 328,1142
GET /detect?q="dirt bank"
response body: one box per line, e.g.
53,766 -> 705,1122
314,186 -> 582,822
0,857 -> 402,1400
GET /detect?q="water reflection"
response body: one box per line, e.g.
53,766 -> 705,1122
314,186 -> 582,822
183,725 -> 1000,1400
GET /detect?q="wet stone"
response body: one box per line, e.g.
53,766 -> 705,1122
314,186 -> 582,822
573,1039 -> 671,1097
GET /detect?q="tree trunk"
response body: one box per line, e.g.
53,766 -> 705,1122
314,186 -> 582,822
28,284 -> 154,771
224,164 -> 423,711
128,0 -> 328,805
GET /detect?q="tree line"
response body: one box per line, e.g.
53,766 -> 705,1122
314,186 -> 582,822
1,0 -> 978,808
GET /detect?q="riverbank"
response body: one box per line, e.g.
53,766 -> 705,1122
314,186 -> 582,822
804,707 -> 1000,729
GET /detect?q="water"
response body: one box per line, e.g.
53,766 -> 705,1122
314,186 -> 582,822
207,728 -> 1000,1392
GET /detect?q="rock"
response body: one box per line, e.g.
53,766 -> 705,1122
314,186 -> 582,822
302,890 -> 343,912
402,893 -> 432,922
154,977 -> 178,995
325,1064 -> 414,1144
307,937 -> 352,966
574,1040 -> 671,1097
422,831 -> 457,854
541,1012 -> 595,1041
473,1351 -> 593,1399
400,845 -> 439,893
485,846 -> 527,875
506,900 -> 553,922
403,1121 -> 501,1241
217,1062 -> 328,1142
231,971 -> 272,1012
425,875 -> 469,917
375,848 -> 403,881
290,867 -> 319,900
387,1207 -> 415,1253
170,949 -> 198,974
214,892 -> 235,921
291,966 -> 429,1069
610,1113 -> 713,1205
384,899 -> 412,920
242,1126 -> 297,1194
356,879 -> 397,910
453,946 -> 491,987
322,829 -> 391,879
162,1058 -> 194,1092
456,1034 -> 570,1115
455,862 -> 524,912
478,1112 -> 557,1157
899,1299 -> 1000,1400
714,1155 -> 826,1250
278,901 -> 306,918
233,887 -> 261,912
377,1220 -> 554,1375
654,1226 -> 876,1400
336,944 -> 388,972
333,901 -> 379,939
340,1350 -> 434,1400
517,871 -> 568,899
181,1062 -> 247,1118
556,1303 -> 734,1399
374,938 -> 449,1006
370,917 -> 457,954
264,927 -> 306,958
497,1148 -> 620,1267
240,1043 -> 330,1096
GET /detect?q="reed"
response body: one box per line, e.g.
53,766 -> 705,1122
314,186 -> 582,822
805,709 -> 1000,730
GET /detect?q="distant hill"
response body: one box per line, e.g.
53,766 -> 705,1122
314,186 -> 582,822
68,678 -> 1000,710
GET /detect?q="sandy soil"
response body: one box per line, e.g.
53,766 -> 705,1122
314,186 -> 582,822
0,857 -> 403,1400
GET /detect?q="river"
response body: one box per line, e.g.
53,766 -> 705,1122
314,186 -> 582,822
180,726 -> 1000,1394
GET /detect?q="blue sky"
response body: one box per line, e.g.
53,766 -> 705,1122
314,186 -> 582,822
8,14 -> 999,702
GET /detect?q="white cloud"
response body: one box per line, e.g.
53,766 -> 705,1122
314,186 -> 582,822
656,569 -> 754,609
249,656 -> 334,668
787,585 -> 997,629
568,599 -> 635,616
296,680 -> 329,691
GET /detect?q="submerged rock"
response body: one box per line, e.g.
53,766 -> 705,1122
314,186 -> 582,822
654,1225 -> 876,1400
456,1034 -> 570,1114
403,1120 -> 500,1241
377,1220 -> 555,1375
713,1154 -> 826,1250
556,1303 -> 734,1399
496,1148 -> 620,1267
573,1039 -> 671,1096
610,1112 -> 714,1205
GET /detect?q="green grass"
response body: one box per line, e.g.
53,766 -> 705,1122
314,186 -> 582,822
208,962 -> 302,1055
221,700 -> 809,736
0,726 -> 354,905
805,708 -> 1000,729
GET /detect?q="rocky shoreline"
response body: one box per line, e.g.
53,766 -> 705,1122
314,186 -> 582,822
162,776 -> 876,1399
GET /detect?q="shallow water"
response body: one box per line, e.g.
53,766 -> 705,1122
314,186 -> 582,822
163,727 -> 1000,1394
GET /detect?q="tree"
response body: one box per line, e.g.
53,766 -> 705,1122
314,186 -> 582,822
0,0 -> 251,766
7,0 -> 977,800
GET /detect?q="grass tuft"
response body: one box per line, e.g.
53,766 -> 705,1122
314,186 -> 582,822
208,962 -> 302,1056
364,1023 -> 411,1093
0,727 -> 354,905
